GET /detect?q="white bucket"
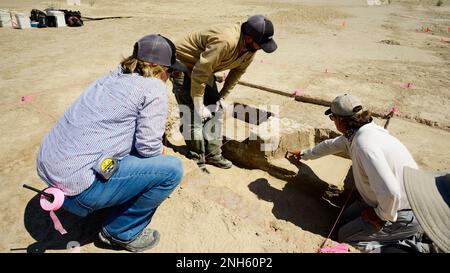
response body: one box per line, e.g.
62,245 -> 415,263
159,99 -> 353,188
47,10 -> 66,27
0,10 -> 11,27
15,13 -> 30,29
67,0 -> 81,5
367,0 -> 382,5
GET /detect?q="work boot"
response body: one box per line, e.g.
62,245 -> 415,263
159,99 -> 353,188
99,228 -> 160,252
205,155 -> 233,169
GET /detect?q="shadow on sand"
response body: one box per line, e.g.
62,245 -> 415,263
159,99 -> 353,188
248,157 -> 355,239
23,195 -> 120,252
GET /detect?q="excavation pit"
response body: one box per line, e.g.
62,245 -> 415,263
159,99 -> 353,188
221,103 -> 352,206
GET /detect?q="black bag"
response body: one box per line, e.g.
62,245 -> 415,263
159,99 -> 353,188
59,9 -> 83,27
30,9 -> 48,28
46,16 -> 57,27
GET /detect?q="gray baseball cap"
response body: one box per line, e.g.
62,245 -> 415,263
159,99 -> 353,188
243,15 -> 277,53
324,94 -> 363,117
133,34 -> 188,73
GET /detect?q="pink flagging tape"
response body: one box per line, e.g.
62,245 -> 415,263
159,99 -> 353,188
40,187 -> 67,235
49,210 -> 68,235
320,243 -> 350,253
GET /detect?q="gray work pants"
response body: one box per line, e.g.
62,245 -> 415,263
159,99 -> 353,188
338,200 -> 421,249
170,73 -> 223,164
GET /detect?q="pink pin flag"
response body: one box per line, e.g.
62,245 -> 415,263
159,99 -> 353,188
292,88 -> 303,97
400,82 -> 415,89
21,95 -> 34,102
423,27 -> 430,33
320,243 -> 349,253
390,106 -> 398,114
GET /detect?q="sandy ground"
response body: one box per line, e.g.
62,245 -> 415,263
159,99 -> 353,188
0,0 -> 449,253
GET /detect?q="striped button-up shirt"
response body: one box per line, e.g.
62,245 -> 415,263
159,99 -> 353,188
36,67 -> 167,196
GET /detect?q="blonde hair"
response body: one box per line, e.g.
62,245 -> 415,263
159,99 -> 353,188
120,56 -> 168,80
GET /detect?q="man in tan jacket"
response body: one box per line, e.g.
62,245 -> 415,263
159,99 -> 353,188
171,15 -> 277,171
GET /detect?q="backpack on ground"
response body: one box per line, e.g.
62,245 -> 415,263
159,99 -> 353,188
59,9 -> 83,27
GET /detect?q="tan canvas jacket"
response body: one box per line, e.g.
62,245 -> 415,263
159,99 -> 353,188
176,21 -> 255,98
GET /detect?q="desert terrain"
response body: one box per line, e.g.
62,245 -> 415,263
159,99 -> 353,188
0,0 -> 449,253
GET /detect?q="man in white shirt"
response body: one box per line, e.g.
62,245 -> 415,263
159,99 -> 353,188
289,94 -> 421,251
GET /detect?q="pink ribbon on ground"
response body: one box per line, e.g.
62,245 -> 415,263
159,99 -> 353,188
292,89 -> 303,96
40,188 -> 67,235
320,243 -> 349,253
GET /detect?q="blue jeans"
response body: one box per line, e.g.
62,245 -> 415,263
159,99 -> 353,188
338,200 -> 421,245
62,154 -> 183,242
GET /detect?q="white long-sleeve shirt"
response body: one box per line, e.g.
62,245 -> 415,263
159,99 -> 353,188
301,123 -> 418,222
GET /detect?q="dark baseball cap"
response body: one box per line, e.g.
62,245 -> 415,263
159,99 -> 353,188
243,15 -> 277,53
133,34 -> 188,73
